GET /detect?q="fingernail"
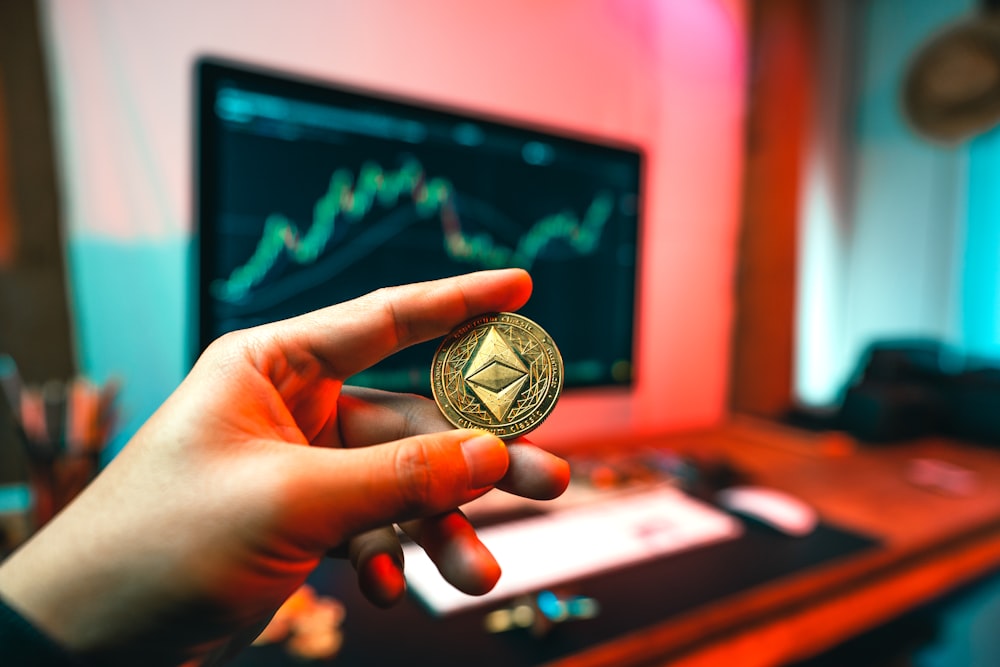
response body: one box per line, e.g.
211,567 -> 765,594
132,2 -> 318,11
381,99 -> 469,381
362,552 -> 406,607
460,431 -> 508,489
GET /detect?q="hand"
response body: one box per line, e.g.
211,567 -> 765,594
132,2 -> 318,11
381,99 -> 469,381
0,269 -> 570,666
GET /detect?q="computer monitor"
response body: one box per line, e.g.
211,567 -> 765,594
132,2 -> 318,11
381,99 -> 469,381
195,58 -> 642,433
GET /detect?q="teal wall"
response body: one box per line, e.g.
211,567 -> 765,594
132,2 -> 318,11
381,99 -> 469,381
963,129 -> 1000,361
67,236 -> 192,458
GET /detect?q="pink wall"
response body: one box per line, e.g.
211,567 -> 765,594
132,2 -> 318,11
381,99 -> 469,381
41,0 -> 748,448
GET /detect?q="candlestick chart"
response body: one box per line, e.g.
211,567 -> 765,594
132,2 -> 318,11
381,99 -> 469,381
210,158 -> 615,306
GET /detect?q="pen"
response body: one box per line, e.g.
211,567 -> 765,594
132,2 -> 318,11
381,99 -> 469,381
66,377 -> 93,455
42,379 -> 67,454
19,386 -> 48,458
95,378 -> 120,453
0,354 -> 22,420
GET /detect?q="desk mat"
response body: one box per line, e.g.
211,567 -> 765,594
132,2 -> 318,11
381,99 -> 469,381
235,520 -> 880,667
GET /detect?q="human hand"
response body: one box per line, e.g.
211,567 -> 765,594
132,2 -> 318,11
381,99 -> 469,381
0,269 -> 570,666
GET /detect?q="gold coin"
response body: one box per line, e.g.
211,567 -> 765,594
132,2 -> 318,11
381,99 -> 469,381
431,312 -> 563,439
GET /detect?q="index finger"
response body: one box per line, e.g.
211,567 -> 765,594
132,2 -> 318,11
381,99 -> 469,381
273,269 -> 532,379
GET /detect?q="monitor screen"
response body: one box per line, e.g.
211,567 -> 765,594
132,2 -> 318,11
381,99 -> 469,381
196,59 -> 642,397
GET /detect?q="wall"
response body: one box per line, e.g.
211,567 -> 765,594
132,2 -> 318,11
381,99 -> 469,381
964,119 -> 1000,360
794,0 -> 975,406
39,0 -> 749,454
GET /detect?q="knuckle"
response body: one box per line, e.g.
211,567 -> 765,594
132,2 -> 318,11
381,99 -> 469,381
359,287 -> 407,349
392,439 -> 436,512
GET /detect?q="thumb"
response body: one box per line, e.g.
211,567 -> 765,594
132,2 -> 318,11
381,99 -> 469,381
296,429 -> 509,542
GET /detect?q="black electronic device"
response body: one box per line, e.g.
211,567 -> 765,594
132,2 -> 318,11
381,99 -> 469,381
836,339 -> 1000,444
194,58 -> 642,395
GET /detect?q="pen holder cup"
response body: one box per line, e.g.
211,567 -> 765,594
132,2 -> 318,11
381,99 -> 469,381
0,360 -> 120,531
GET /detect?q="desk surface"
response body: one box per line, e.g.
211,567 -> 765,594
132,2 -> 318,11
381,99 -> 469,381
237,418 -> 1000,666
551,417 -> 1000,667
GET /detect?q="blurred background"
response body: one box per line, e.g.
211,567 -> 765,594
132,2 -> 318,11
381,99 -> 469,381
4,0 -> 1000,665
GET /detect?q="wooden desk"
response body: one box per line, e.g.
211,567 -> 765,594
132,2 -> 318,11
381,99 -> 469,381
550,417 -> 1000,666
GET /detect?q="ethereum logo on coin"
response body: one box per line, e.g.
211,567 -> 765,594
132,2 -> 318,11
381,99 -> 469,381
431,312 -> 563,439
464,327 -> 529,420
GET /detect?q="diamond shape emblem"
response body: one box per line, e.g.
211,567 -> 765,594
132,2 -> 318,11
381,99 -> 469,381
464,327 -> 528,420
468,362 -> 525,393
